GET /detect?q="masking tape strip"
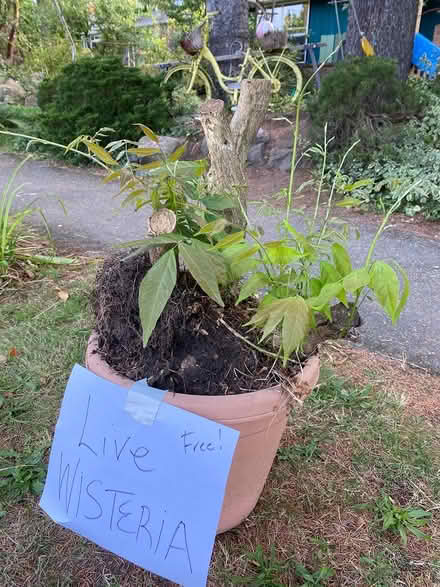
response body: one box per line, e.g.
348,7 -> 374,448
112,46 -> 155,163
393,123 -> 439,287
124,379 -> 166,426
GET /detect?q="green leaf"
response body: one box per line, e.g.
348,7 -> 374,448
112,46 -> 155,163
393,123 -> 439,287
167,143 -> 187,162
115,235 -> 183,249
201,196 -> 238,210
320,261 -> 341,284
179,243 -> 224,306
335,198 -> 362,207
307,282 -> 343,310
343,179 -> 373,192
343,268 -> 370,293
136,161 -> 162,171
389,260 -> 410,322
398,525 -> 408,545
25,255 -> 75,265
247,297 -> 311,362
134,124 -> 159,143
265,242 -> 302,265
230,244 -> 260,265
127,147 -> 160,156
369,261 -> 400,323
332,243 -> 352,277
229,258 -> 259,279
196,218 -> 228,236
139,250 -> 177,347
281,297 -> 311,364
310,277 -> 322,297
190,239 -> 228,284
102,170 -> 122,184
83,140 -> 117,166
236,272 -> 269,304
213,231 -> 245,250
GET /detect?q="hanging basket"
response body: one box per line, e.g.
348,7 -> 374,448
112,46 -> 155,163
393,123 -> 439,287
257,30 -> 288,52
180,24 -> 204,56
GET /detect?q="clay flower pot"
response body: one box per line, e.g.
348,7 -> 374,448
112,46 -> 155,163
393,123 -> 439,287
85,334 -> 320,533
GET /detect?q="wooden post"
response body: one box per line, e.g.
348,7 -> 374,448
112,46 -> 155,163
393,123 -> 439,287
199,79 -> 271,226
415,0 -> 424,34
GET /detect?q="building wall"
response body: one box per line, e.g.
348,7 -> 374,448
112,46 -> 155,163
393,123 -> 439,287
420,1 -> 440,44
307,0 -> 348,63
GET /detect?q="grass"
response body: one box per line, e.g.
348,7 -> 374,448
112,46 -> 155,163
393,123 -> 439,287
1,265 -> 440,586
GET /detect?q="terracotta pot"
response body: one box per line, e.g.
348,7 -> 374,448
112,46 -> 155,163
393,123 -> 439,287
85,334 -> 320,533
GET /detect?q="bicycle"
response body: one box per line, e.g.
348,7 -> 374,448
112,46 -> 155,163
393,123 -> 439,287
163,11 -> 303,106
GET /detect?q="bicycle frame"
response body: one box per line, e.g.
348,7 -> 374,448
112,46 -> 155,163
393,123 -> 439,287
186,16 -> 285,99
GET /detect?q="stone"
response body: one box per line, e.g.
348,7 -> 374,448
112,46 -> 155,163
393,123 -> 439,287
24,94 -> 38,107
137,134 -> 186,165
247,142 -> 265,167
266,147 -> 293,171
255,128 -> 270,144
0,78 -> 26,105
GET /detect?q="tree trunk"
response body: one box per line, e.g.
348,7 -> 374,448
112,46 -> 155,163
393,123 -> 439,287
51,0 -> 77,62
206,0 -> 249,74
345,0 -> 418,80
6,0 -> 19,63
199,79 -> 271,227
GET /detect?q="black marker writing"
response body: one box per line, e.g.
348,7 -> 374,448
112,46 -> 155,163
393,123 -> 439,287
165,521 -> 193,574
84,480 -> 103,520
78,394 -> 98,456
106,488 -> 135,531
58,453 -> 81,514
136,505 -> 153,549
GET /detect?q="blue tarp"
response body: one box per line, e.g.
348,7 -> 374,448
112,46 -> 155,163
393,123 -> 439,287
412,33 -> 440,78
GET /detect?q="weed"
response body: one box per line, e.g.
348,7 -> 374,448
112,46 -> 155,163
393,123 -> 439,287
360,552 -> 396,586
0,449 -> 47,500
358,493 -> 432,545
230,545 -> 289,586
278,439 -> 321,464
294,562 -> 334,586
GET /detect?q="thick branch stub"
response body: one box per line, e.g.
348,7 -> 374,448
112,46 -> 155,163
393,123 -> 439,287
199,80 -> 271,226
147,209 -> 177,265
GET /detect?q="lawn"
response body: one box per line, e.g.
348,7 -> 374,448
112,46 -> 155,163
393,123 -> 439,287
1,262 -> 439,586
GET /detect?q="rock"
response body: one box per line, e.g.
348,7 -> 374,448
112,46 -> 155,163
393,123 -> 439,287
30,72 -> 45,86
137,135 -> 186,165
199,137 -> 209,158
247,142 -> 265,167
0,78 -> 26,105
255,128 -> 270,144
266,147 -> 293,171
24,94 -> 38,107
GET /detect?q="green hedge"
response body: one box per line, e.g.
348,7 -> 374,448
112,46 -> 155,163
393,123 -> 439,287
308,57 -> 423,157
37,56 -> 173,154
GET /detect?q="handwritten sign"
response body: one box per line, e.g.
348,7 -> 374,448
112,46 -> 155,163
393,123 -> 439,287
40,365 -> 239,587
412,33 -> 440,78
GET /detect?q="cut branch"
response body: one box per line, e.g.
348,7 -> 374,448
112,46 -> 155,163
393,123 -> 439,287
199,79 -> 271,226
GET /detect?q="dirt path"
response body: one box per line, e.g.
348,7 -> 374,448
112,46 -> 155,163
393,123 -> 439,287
2,152 -> 440,373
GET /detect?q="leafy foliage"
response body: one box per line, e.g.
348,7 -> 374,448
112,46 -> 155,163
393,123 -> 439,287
308,57 -> 423,156
334,84 -> 440,218
359,494 -> 432,545
36,57 -> 173,158
0,449 -> 46,499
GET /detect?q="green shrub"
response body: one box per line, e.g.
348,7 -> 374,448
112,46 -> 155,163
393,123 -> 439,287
331,86 -> 440,219
308,57 -> 423,156
37,56 -> 173,159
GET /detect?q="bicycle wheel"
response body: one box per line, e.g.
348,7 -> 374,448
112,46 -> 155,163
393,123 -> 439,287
248,56 -> 303,102
164,64 -> 212,105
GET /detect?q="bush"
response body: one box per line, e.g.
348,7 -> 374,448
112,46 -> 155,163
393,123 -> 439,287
308,57 -> 424,156
332,85 -> 440,219
37,56 -> 173,158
